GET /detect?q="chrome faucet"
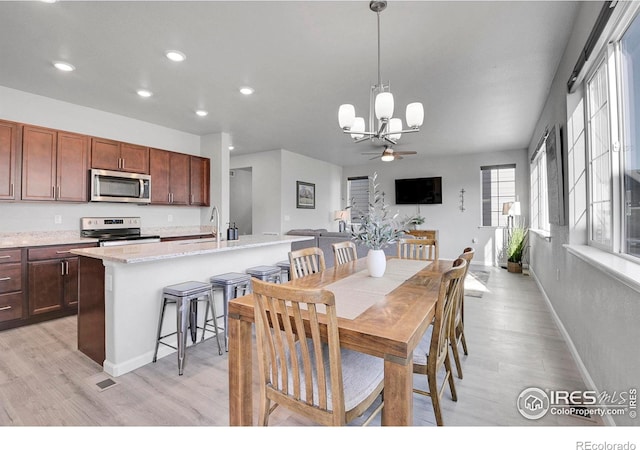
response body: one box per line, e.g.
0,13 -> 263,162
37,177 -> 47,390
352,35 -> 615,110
209,206 -> 221,243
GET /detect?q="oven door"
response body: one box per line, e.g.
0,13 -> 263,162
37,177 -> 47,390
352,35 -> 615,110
91,169 -> 151,203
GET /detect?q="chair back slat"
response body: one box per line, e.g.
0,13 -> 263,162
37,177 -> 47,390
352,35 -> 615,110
332,241 -> 358,266
289,247 -> 326,280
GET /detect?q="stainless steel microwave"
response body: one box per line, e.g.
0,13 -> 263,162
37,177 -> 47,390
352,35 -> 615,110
90,169 -> 151,203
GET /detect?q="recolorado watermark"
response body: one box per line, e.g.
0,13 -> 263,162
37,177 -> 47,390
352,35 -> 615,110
576,442 -> 636,450
517,387 -> 637,420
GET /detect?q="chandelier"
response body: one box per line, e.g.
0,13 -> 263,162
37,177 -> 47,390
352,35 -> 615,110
338,1 -> 424,146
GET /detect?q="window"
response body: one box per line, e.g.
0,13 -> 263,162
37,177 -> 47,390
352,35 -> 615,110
480,164 -> 516,227
347,176 -> 369,224
619,14 -> 640,258
586,57 -> 614,249
530,139 -> 550,233
582,6 -> 640,260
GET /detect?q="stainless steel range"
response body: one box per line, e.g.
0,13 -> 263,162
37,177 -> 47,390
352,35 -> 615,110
81,217 -> 161,247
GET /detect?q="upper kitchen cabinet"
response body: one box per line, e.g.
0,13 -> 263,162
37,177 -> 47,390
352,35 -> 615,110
21,126 -> 89,202
149,148 -> 189,205
190,156 -> 210,206
0,120 -> 20,201
91,138 -> 149,174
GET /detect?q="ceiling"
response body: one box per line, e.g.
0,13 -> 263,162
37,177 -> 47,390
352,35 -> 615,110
0,1 -> 580,167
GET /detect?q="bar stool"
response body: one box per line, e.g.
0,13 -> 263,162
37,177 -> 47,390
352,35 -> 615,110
246,265 -> 282,283
209,272 -> 252,351
276,260 -> 291,282
153,281 -> 222,376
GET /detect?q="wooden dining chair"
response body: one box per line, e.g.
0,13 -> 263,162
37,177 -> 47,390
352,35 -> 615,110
251,278 -> 384,426
397,238 -> 439,261
450,247 -> 474,379
289,247 -> 326,280
331,241 -> 358,266
412,257 -> 466,426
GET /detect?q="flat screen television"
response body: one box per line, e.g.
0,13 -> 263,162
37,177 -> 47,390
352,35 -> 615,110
395,176 -> 442,204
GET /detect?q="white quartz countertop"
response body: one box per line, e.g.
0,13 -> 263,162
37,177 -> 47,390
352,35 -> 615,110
70,234 -> 313,264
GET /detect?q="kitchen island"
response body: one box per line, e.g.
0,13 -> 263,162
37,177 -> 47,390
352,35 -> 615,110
71,234 -> 312,377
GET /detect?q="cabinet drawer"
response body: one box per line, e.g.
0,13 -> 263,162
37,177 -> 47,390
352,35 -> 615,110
0,263 -> 21,293
0,249 -> 22,264
28,243 -> 96,261
0,292 -> 23,322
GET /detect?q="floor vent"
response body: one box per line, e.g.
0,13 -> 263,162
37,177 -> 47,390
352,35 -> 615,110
96,378 -> 117,391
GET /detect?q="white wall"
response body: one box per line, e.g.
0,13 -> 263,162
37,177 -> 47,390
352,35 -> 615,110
527,1 -> 639,426
230,167 -> 252,235
230,149 -> 343,235
0,86 -> 208,233
343,148 -> 529,264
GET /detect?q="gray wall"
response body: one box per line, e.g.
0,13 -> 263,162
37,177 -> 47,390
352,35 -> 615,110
343,148 -> 529,265
527,1 -> 639,426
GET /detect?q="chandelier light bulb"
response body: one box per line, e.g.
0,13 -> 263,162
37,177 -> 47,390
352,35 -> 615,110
381,153 -> 394,162
388,118 -> 402,141
350,117 -> 365,140
338,104 -> 356,130
406,102 -> 424,128
375,92 -> 394,120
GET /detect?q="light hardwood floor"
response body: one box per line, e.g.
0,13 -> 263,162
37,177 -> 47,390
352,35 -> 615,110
0,265 -> 603,427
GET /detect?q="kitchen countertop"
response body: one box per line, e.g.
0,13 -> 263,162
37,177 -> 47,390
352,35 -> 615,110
0,226 -> 217,249
71,234 -> 313,264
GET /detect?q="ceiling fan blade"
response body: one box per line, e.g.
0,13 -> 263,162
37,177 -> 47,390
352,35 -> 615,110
394,156 -> 404,160
393,151 -> 417,155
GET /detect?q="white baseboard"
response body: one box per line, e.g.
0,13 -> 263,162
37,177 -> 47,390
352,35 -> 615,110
528,266 -> 616,426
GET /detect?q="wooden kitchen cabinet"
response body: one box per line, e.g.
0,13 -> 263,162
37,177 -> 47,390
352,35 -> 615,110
149,148 -> 189,205
27,243 -> 94,316
0,248 -> 24,324
21,125 -> 89,202
0,120 -> 20,201
91,137 -> 149,174
190,155 -> 210,206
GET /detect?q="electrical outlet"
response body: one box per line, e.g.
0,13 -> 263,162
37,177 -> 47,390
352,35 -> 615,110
54,215 -> 62,224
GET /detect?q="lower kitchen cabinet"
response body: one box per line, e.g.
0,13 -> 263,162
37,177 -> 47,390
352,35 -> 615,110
0,248 -> 24,325
27,244 -> 92,316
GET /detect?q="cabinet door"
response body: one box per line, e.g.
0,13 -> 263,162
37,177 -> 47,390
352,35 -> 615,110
28,260 -> 64,315
22,126 -> 57,201
149,148 -> 171,205
120,143 -> 149,174
170,152 -> 190,205
190,156 -> 210,206
63,257 -> 79,309
0,120 -> 19,200
57,132 -> 89,202
91,138 -> 120,171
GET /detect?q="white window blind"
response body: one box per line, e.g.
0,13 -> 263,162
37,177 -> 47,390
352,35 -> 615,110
481,164 -> 516,227
347,176 -> 370,223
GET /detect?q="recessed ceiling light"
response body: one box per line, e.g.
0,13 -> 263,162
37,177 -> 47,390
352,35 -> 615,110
53,61 -> 75,72
136,89 -> 153,98
239,87 -> 254,95
196,110 -> 208,117
228,145 -> 235,151
165,50 -> 186,62
41,0 -> 58,3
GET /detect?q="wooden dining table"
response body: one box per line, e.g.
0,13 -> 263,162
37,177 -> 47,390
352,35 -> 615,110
227,257 -> 454,426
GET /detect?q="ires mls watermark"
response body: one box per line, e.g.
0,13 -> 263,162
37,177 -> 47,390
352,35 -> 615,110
517,387 -> 637,420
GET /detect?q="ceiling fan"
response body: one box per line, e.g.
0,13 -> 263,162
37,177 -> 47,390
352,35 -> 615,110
362,146 -> 417,162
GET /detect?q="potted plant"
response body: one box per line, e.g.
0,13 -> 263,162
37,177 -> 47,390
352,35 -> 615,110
506,226 -> 527,273
350,172 -> 407,277
405,214 -> 425,230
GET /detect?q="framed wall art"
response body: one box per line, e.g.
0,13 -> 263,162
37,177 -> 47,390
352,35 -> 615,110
296,181 -> 315,209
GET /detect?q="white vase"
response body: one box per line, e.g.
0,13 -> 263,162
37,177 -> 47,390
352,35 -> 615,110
367,249 -> 387,278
